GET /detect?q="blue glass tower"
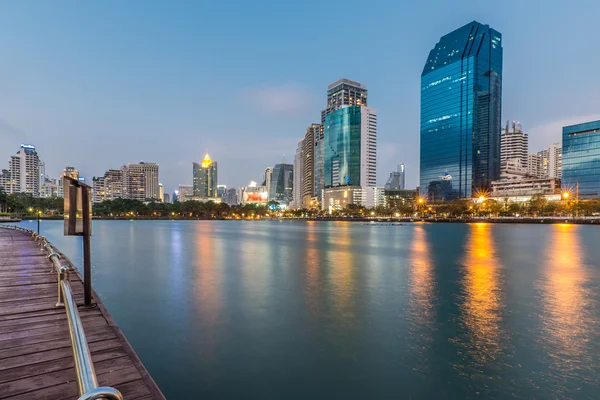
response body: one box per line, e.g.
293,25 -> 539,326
420,21 -> 503,199
562,120 -> 600,198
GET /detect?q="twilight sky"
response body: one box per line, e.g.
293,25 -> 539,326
1,0 -> 599,192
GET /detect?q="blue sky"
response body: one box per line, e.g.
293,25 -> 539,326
1,0 -> 599,192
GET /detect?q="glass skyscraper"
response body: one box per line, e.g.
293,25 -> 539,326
269,163 -> 293,205
562,120 -> 600,197
420,21 -> 503,199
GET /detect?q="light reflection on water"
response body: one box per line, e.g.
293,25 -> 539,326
11,220 -> 600,399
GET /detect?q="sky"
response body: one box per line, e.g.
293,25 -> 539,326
1,0 -> 599,192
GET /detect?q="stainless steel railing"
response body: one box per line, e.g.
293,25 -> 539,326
0,225 -> 123,400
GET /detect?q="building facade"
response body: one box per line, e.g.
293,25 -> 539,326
490,177 -> 561,197
420,21 -> 503,199
269,163 -> 293,205
302,124 -> 319,207
193,154 -> 218,198
501,121 -> 528,171
323,186 -> 384,212
92,169 -> 124,203
292,140 -> 304,209
562,120 -> 600,197
385,163 -> 406,190
538,143 -> 562,179
0,144 -> 41,196
126,162 -> 160,200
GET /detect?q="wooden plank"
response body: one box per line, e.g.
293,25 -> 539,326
0,228 -> 165,399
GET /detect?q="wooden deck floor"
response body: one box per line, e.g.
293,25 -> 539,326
0,228 -> 165,399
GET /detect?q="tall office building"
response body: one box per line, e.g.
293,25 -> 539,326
126,162 -> 160,200
92,169 -> 124,203
63,166 -> 79,180
0,144 -> 41,196
538,143 -> 562,179
385,163 -> 406,190
420,21 -> 503,199
324,105 -> 377,188
501,121 -> 528,171
193,154 -> 218,198
269,163 -> 293,205
562,120 -> 600,197
302,124 -> 319,207
292,141 -> 304,209
159,183 -> 165,203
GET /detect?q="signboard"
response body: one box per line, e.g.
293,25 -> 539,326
63,176 -> 92,236
243,190 -> 268,204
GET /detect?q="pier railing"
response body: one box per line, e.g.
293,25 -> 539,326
0,225 -> 123,400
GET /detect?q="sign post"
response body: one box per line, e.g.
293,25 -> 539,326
63,176 -> 93,306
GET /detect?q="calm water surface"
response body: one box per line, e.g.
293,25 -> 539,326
16,220 -> 600,399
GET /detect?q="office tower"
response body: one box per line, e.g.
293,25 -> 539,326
527,154 -> 542,178
125,162 -> 160,200
302,124 -> 319,207
39,161 -> 46,187
501,121 -> 528,171
178,184 -> 194,201
0,144 -> 41,196
163,193 -> 171,203
159,183 -> 165,203
292,141 -> 304,209
193,154 -> 217,198
263,167 -> 273,190
269,163 -> 293,205
385,163 -> 406,190
562,120 -> 600,197
317,79 -> 369,199
63,166 -> 79,180
538,143 -> 562,179
420,21 -> 503,199
324,105 -> 377,188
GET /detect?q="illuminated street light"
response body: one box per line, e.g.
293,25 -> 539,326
562,192 -> 570,199
418,198 -> 424,204
478,195 -> 486,202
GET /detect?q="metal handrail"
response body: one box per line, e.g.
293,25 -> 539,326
0,225 -> 123,400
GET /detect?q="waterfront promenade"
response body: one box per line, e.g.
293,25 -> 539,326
0,228 -> 164,399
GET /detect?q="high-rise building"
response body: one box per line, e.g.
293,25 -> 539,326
92,169 -> 124,203
0,144 -> 41,196
501,121 -> 528,171
562,120 -> 600,197
324,105 -> 377,188
538,143 -> 562,179
269,163 -> 293,205
302,124 -> 319,207
39,161 -> 46,187
385,164 -> 406,190
292,141 -> 304,209
263,167 -> 273,191
317,79 -> 369,200
217,184 -> 226,198
159,183 -> 165,203
222,188 -> 238,206
125,162 -> 160,200
178,184 -> 194,201
192,154 -> 217,198
163,193 -> 171,204
420,21 -> 503,199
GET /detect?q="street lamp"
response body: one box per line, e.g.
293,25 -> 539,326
562,191 -> 570,216
37,210 -> 41,234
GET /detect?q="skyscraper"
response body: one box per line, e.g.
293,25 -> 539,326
92,169 -> 124,203
193,154 -> 218,198
562,120 -> 600,197
292,141 -> 304,209
324,105 -> 377,188
302,124 -> 320,207
263,167 -> 273,191
420,21 -> 503,199
538,143 -> 562,179
269,163 -> 293,205
122,162 -> 159,200
385,163 -> 406,190
501,121 -> 528,171
0,144 -> 41,196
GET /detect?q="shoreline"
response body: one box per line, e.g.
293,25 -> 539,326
4,216 -> 600,225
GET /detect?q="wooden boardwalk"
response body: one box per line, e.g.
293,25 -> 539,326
0,228 -> 165,399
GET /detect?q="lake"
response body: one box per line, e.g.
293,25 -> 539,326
13,220 -> 600,399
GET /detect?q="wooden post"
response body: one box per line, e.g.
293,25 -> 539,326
82,187 -> 92,306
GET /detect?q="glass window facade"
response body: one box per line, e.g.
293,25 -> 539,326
420,21 -> 502,199
324,106 -> 362,188
562,120 -> 600,198
269,163 -> 294,204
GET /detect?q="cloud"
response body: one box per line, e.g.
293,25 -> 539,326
528,113 -> 600,152
241,83 -> 312,115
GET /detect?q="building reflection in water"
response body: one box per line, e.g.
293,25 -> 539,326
193,222 -> 224,362
407,225 -> 435,374
540,224 -> 596,385
456,223 -> 505,372
304,222 -> 322,315
328,222 -> 356,319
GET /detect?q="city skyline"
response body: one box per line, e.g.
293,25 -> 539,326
1,1 -> 600,191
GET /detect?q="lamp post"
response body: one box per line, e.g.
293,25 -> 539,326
37,210 -> 41,234
562,191 -> 569,216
